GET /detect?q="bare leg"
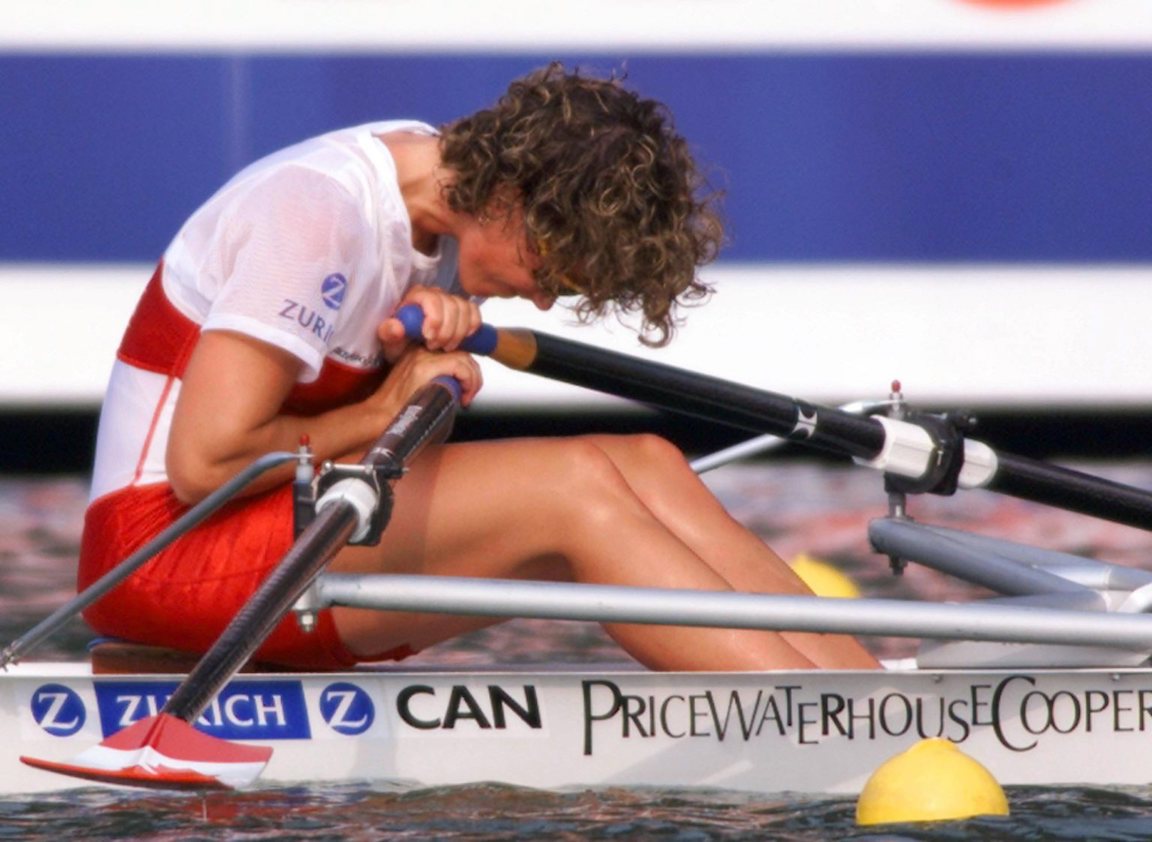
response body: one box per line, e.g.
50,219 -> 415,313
578,434 -> 877,668
330,435 -> 875,670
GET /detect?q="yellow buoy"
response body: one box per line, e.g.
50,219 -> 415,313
790,553 -> 860,599
856,738 -> 1010,826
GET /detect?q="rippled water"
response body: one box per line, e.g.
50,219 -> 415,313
6,462 -> 1152,839
5,781 -> 1152,840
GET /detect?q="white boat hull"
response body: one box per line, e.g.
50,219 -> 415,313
6,662 -> 1152,795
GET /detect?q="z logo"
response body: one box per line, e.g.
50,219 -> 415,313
30,684 -> 86,736
321,274 -> 348,310
320,682 -> 375,735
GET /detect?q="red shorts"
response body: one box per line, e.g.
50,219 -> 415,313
79,483 -> 409,670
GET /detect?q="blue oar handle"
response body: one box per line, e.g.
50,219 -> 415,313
430,374 -> 463,403
396,304 -> 499,356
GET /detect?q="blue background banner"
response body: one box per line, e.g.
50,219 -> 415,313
5,51 -> 1151,264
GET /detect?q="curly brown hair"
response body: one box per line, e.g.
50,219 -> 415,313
439,63 -> 724,347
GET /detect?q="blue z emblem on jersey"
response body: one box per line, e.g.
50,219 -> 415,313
321,273 -> 348,310
320,682 -> 375,735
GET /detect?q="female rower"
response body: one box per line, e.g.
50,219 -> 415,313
79,63 -> 878,672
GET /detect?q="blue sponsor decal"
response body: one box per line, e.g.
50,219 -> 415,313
30,683 -> 86,736
94,679 -> 311,740
321,273 -> 347,310
319,682 -> 375,736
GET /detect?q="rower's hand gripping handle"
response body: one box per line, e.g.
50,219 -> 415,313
396,304 -> 499,356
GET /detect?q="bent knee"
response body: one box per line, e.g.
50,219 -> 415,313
562,434 -> 687,486
578,432 -> 691,478
531,438 -> 648,530
568,434 -> 693,513
621,433 -> 689,466
554,437 -> 632,492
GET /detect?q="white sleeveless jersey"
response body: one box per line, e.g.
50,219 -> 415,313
90,121 -> 463,501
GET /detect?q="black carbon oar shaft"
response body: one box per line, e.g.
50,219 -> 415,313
163,378 -> 460,723
398,306 -> 1152,532
486,326 -> 1152,532
162,503 -> 359,722
488,328 -> 886,459
989,453 -> 1152,531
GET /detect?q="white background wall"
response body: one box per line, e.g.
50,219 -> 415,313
3,0 -> 1151,412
